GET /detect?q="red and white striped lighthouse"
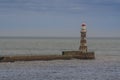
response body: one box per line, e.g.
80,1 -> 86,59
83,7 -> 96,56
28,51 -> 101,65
79,23 -> 87,53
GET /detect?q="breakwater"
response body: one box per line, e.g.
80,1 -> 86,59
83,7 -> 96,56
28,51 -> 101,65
0,55 -> 72,62
0,52 -> 95,62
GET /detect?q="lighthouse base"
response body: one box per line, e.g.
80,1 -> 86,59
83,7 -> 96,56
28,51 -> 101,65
62,51 -> 95,59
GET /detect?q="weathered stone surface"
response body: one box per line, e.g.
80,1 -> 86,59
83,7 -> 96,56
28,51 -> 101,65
62,51 -> 95,59
0,55 -> 73,62
0,51 -> 95,62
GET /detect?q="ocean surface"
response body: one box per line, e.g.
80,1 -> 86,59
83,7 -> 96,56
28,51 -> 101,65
0,37 -> 120,56
0,37 -> 120,80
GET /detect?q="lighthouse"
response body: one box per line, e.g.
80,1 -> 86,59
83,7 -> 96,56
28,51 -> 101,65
62,23 -> 95,59
79,23 -> 87,53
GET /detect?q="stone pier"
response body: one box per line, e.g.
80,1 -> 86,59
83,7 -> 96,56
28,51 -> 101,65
62,51 -> 95,59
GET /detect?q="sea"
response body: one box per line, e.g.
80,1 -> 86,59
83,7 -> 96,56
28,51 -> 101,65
0,37 -> 120,80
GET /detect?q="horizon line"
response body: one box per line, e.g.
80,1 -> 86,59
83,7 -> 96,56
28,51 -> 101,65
0,36 -> 120,39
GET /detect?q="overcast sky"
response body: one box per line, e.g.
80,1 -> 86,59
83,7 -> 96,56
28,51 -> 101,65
0,0 -> 120,37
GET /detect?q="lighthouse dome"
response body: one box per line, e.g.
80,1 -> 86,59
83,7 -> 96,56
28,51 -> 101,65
81,23 -> 86,26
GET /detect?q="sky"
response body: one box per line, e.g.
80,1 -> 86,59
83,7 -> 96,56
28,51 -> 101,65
0,0 -> 120,37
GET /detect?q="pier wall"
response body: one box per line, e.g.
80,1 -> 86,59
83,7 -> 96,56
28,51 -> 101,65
62,51 -> 95,59
0,55 -> 73,62
0,52 -> 95,62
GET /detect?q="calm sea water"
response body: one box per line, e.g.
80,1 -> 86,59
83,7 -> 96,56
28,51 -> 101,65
0,37 -> 120,80
0,37 -> 120,56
